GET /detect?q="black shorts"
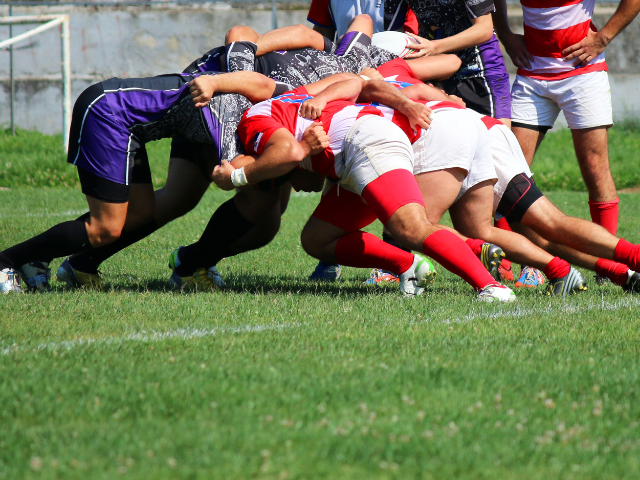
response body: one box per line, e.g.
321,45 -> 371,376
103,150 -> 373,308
443,74 -> 511,119
169,137 -> 220,181
511,122 -> 553,135
496,173 -> 544,223
77,148 -> 151,203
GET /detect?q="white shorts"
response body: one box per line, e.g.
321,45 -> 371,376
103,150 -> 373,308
511,71 -> 613,129
339,115 -> 414,195
412,109 -> 496,199
489,124 -> 533,212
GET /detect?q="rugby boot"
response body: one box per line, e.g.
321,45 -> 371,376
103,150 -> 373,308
169,266 -> 224,292
515,266 -> 546,288
622,270 -> 640,293
56,258 -> 104,291
0,268 -> 23,294
595,274 -> 611,286
308,261 -> 341,282
18,261 -> 52,293
479,243 -> 505,281
477,283 -> 516,303
168,247 -> 225,291
497,258 -> 514,283
545,267 -> 587,298
363,269 -> 400,286
399,255 -> 437,297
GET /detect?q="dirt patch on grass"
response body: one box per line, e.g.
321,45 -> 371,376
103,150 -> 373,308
619,186 -> 640,193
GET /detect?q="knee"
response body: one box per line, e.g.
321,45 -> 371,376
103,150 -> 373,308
87,222 -> 123,247
225,25 -> 255,44
300,223 -> 320,258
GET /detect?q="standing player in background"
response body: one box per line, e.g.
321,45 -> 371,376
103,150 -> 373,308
307,0 -> 419,41
493,0 -> 640,285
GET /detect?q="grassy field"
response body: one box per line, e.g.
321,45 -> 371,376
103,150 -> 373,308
2,129 -> 640,479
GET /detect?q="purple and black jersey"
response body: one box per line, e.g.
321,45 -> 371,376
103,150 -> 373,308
68,73 -> 251,185
189,33 -> 393,94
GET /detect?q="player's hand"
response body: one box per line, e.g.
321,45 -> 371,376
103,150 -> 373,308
404,33 -> 440,58
299,97 -> 328,120
403,101 -> 433,131
212,160 -> 236,190
189,76 -> 216,108
358,67 -> 384,81
448,94 -> 466,108
502,32 -> 534,69
562,29 -> 607,66
301,121 -> 330,155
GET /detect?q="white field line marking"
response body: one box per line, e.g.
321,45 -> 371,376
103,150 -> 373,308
414,296 -> 640,325
3,297 -> 639,356
0,209 -> 86,219
2,322 -> 300,356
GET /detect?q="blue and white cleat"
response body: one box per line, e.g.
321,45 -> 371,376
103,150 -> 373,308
56,258 -> 104,291
18,261 -> 52,293
399,255 -> 437,297
477,283 -> 516,303
308,261 -> 341,282
515,265 -> 546,288
0,268 -> 23,293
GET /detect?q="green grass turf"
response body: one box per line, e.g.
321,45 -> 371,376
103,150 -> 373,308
2,184 -> 640,479
2,121 -> 640,191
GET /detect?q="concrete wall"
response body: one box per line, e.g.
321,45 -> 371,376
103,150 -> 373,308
1,3 -> 639,133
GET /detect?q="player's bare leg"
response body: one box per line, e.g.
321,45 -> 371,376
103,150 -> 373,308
511,126 -> 546,166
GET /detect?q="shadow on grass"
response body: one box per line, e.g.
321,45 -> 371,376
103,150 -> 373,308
68,272 -> 463,298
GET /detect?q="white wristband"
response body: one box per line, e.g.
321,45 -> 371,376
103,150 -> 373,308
359,75 -> 371,81
230,167 -> 248,187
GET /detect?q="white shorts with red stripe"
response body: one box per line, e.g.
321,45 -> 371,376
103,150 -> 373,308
339,115 -> 414,195
511,71 -> 613,129
412,109 -> 496,200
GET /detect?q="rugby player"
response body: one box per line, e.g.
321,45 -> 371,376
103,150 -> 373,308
212,75 -> 516,302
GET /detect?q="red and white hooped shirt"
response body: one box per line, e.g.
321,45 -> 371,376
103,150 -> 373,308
519,0 -> 607,80
237,86 -> 422,179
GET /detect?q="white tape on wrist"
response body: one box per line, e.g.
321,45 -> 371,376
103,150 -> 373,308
231,167 -> 248,187
359,75 -> 371,81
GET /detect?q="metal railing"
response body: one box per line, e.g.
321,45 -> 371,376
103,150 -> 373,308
0,13 -> 71,150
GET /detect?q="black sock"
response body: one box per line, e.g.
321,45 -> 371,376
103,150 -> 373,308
34,212 -> 91,266
175,199 -> 255,276
69,219 -> 160,274
382,231 -> 412,254
0,220 -> 91,270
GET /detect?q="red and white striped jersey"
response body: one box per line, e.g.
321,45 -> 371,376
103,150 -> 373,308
238,87 -> 422,179
519,0 -> 607,80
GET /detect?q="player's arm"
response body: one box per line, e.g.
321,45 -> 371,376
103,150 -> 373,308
563,0 -> 640,65
254,25 -> 328,55
357,80 -> 433,130
213,123 -> 329,190
492,0 -> 533,69
299,74 -> 364,119
189,72 -> 276,107
405,14 -> 494,58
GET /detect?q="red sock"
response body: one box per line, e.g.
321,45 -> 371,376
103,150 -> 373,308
613,239 -> 640,271
494,216 -> 513,232
335,231 -> 414,275
589,197 -> 619,235
465,238 -> 485,257
423,230 -> 495,290
595,258 -> 629,287
543,256 -> 571,280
